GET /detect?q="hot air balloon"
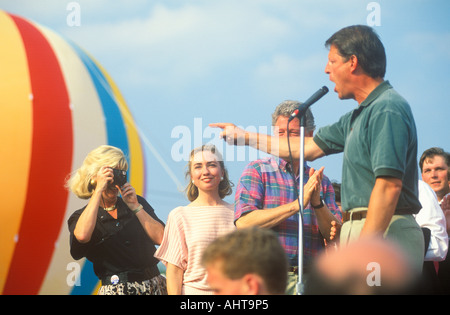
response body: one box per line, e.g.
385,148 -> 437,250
0,11 -> 146,295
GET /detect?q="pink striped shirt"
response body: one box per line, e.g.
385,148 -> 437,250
154,204 -> 235,294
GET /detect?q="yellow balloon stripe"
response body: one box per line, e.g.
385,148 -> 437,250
0,11 -> 33,295
92,58 -> 145,196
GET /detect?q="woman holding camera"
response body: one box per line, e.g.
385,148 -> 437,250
67,145 -> 166,295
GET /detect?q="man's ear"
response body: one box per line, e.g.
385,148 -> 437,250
242,273 -> 265,295
349,55 -> 360,74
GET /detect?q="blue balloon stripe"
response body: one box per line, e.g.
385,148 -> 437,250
67,41 -> 131,295
69,260 -> 98,295
69,42 -> 130,161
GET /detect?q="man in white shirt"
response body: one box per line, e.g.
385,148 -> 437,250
419,147 -> 450,293
415,180 -> 448,261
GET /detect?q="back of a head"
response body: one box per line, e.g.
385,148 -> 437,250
305,238 -> 420,295
202,227 -> 288,295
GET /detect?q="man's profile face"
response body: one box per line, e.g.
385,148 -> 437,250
325,45 -> 353,100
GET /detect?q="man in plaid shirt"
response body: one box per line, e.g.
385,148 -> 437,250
234,101 -> 342,295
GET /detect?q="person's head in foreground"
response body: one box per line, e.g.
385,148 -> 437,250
202,227 -> 288,295
305,237 -> 421,295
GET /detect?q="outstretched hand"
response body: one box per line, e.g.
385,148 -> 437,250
209,123 -> 248,146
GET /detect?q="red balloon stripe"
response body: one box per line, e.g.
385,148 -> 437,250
3,15 -> 73,295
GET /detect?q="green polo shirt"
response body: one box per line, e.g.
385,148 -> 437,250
314,81 -> 421,214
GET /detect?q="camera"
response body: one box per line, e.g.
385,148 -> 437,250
112,169 -> 127,187
88,168 -> 128,192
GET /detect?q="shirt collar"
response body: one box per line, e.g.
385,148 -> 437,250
276,157 -> 310,176
359,80 -> 392,108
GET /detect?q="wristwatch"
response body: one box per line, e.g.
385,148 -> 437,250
311,199 -> 325,209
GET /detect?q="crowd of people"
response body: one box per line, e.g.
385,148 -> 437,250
65,24 -> 450,295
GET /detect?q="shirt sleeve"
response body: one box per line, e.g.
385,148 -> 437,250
321,175 -> 343,222
314,111 -> 351,155
234,162 -> 265,222
416,181 -> 449,261
153,208 -> 188,270
67,209 -> 94,260
368,110 -> 411,179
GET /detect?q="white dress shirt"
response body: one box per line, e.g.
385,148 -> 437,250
414,180 -> 448,261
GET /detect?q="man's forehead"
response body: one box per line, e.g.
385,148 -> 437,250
424,155 -> 447,167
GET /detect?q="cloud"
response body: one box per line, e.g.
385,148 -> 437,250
61,1 -> 293,90
3,0 -> 366,93
256,54 -> 304,77
254,53 -> 327,91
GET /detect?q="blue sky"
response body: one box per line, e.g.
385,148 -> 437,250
2,0 -> 449,222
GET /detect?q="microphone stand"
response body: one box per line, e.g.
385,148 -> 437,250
286,86 -> 328,294
296,115 -> 305,295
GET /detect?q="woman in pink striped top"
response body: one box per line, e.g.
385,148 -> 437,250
154,145 -> 236,294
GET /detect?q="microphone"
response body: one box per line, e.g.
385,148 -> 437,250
288,86 -> 329,122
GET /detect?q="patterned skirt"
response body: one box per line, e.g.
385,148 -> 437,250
98,274 -> 167,295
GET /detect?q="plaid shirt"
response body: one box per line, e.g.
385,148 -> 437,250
235,157 -> 342,268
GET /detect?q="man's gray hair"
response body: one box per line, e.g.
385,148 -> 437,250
271,100 -> 316,132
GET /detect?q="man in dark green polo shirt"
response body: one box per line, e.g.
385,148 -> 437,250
211,25 -> 424,272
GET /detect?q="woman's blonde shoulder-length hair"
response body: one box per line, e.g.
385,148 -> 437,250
65,145 -> 128,199
185,144 -> 233,202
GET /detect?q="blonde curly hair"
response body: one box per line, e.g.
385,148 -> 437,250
65,145 -> 128,199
